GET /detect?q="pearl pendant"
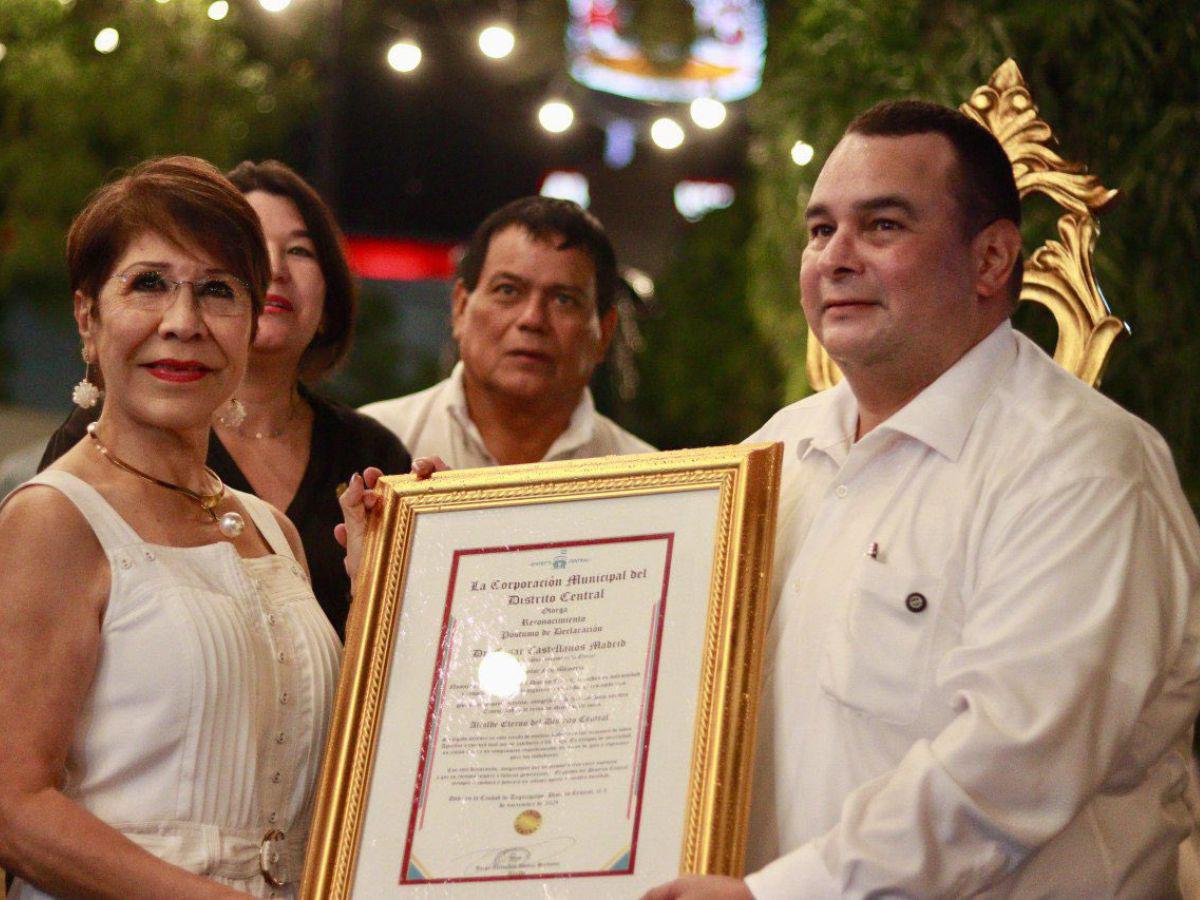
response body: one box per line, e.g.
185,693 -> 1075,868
219,511 -> 245,538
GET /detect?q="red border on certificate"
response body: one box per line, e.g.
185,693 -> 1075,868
399,533 -> 675,885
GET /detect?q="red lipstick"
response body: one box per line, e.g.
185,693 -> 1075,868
143,359 -> 211,383
264,293 -> 294,314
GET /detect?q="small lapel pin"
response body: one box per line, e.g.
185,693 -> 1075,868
866,541 -> 879,560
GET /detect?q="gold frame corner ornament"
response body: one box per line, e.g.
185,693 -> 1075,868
301,443 -> 782,897
806,57 -> 1128,391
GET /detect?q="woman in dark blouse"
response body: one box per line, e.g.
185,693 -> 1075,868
40,160 -> 410,637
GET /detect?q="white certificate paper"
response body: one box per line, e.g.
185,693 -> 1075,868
350,487 -> 723,898
402,534 -> 673,883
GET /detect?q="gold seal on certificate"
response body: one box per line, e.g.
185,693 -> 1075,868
303,445 -> 781,898
513,811 -> 541,836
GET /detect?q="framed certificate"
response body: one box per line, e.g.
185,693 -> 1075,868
302,443 -> 781,898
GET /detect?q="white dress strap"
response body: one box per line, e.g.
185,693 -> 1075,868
232,488 -> 295,561
5,469 -> 142,551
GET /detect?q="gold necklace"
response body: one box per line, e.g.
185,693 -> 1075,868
86,423 -> 245,538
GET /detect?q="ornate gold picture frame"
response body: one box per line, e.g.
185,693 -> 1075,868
302,443 -> 781,898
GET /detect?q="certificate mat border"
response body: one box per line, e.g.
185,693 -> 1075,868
301,443 -> 782,898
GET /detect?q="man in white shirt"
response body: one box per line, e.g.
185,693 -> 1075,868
648,101 -> 1200,897
360,197 -> 653,467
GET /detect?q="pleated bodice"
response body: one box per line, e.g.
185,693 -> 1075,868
7,470 -> 341,899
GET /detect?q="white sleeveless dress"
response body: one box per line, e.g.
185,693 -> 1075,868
5,470 -> 341,899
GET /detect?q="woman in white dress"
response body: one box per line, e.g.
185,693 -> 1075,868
0,156 -> 340,898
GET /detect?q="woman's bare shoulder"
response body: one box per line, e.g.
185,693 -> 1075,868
0,483 -> 107,616
2,480 -> 89,527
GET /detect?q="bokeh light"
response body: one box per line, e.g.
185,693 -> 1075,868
94,28 -> 120,54
675,180 -> 736,221
625,268 -> 655,299
690,97 -> 727,130
207,1 -> 229,20
540,171 -> 590,208
791,140 -> 815,166
387,41 -> 422,74
650,117 -> 685,150
538,100 -> 575,134
478,25 -> 515,60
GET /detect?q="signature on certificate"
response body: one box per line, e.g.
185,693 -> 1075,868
453,836 -> 577,873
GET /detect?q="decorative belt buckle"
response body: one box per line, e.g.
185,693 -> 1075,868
260,828 -> 288,888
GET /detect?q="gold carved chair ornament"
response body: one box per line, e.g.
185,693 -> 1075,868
804,58 -> 1128,391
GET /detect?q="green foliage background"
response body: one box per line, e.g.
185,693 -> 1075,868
626,196 -> 784,448
0,0 -> 317,386
635,0 -> 1200,505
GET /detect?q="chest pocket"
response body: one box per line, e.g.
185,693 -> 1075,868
819,562 -> 945,727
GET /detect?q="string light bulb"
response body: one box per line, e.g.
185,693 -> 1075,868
259,0 -> 291,11
538,100 -> 574,134
650,117 -> 685,150
791,140 -> 815,166
478,25 -> 515,60
690,97 -> 727,129
94,28 -> 120,54
387,40 -> 422,73
207,0 -> 229,20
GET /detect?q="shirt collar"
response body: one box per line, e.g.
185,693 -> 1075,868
543,387 -> 598,458
444,362 -> 493,462
443,361 -> 598,462
795,320 -> 1018,466
874,319 -> 1018,461
794,379 -> 859,466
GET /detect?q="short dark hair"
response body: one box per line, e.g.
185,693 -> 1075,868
68,156 -> 269,321
226,159 -> 357,382
457,196 -> 620,317
847,99 -> 1024,299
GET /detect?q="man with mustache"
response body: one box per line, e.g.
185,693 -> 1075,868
647,100 -> 1200,898
360,197 -> 652,466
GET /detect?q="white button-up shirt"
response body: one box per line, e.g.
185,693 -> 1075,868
743,321 -> 1200,897
358,362 -> 654,468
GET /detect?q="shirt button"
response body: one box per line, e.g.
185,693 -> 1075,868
834,484 -> 848,498
276,732 -> 286,744
277,651 -> 286,663
272,771 -> 282,784
268,811 -> 277,824
143,550 -> 156,561
279,691 -> 289,705
905,592 -> 928,613
119,556 -> 132,569
267,613 -> 277,626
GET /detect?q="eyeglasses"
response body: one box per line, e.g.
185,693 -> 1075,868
109,268 -> 253,318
